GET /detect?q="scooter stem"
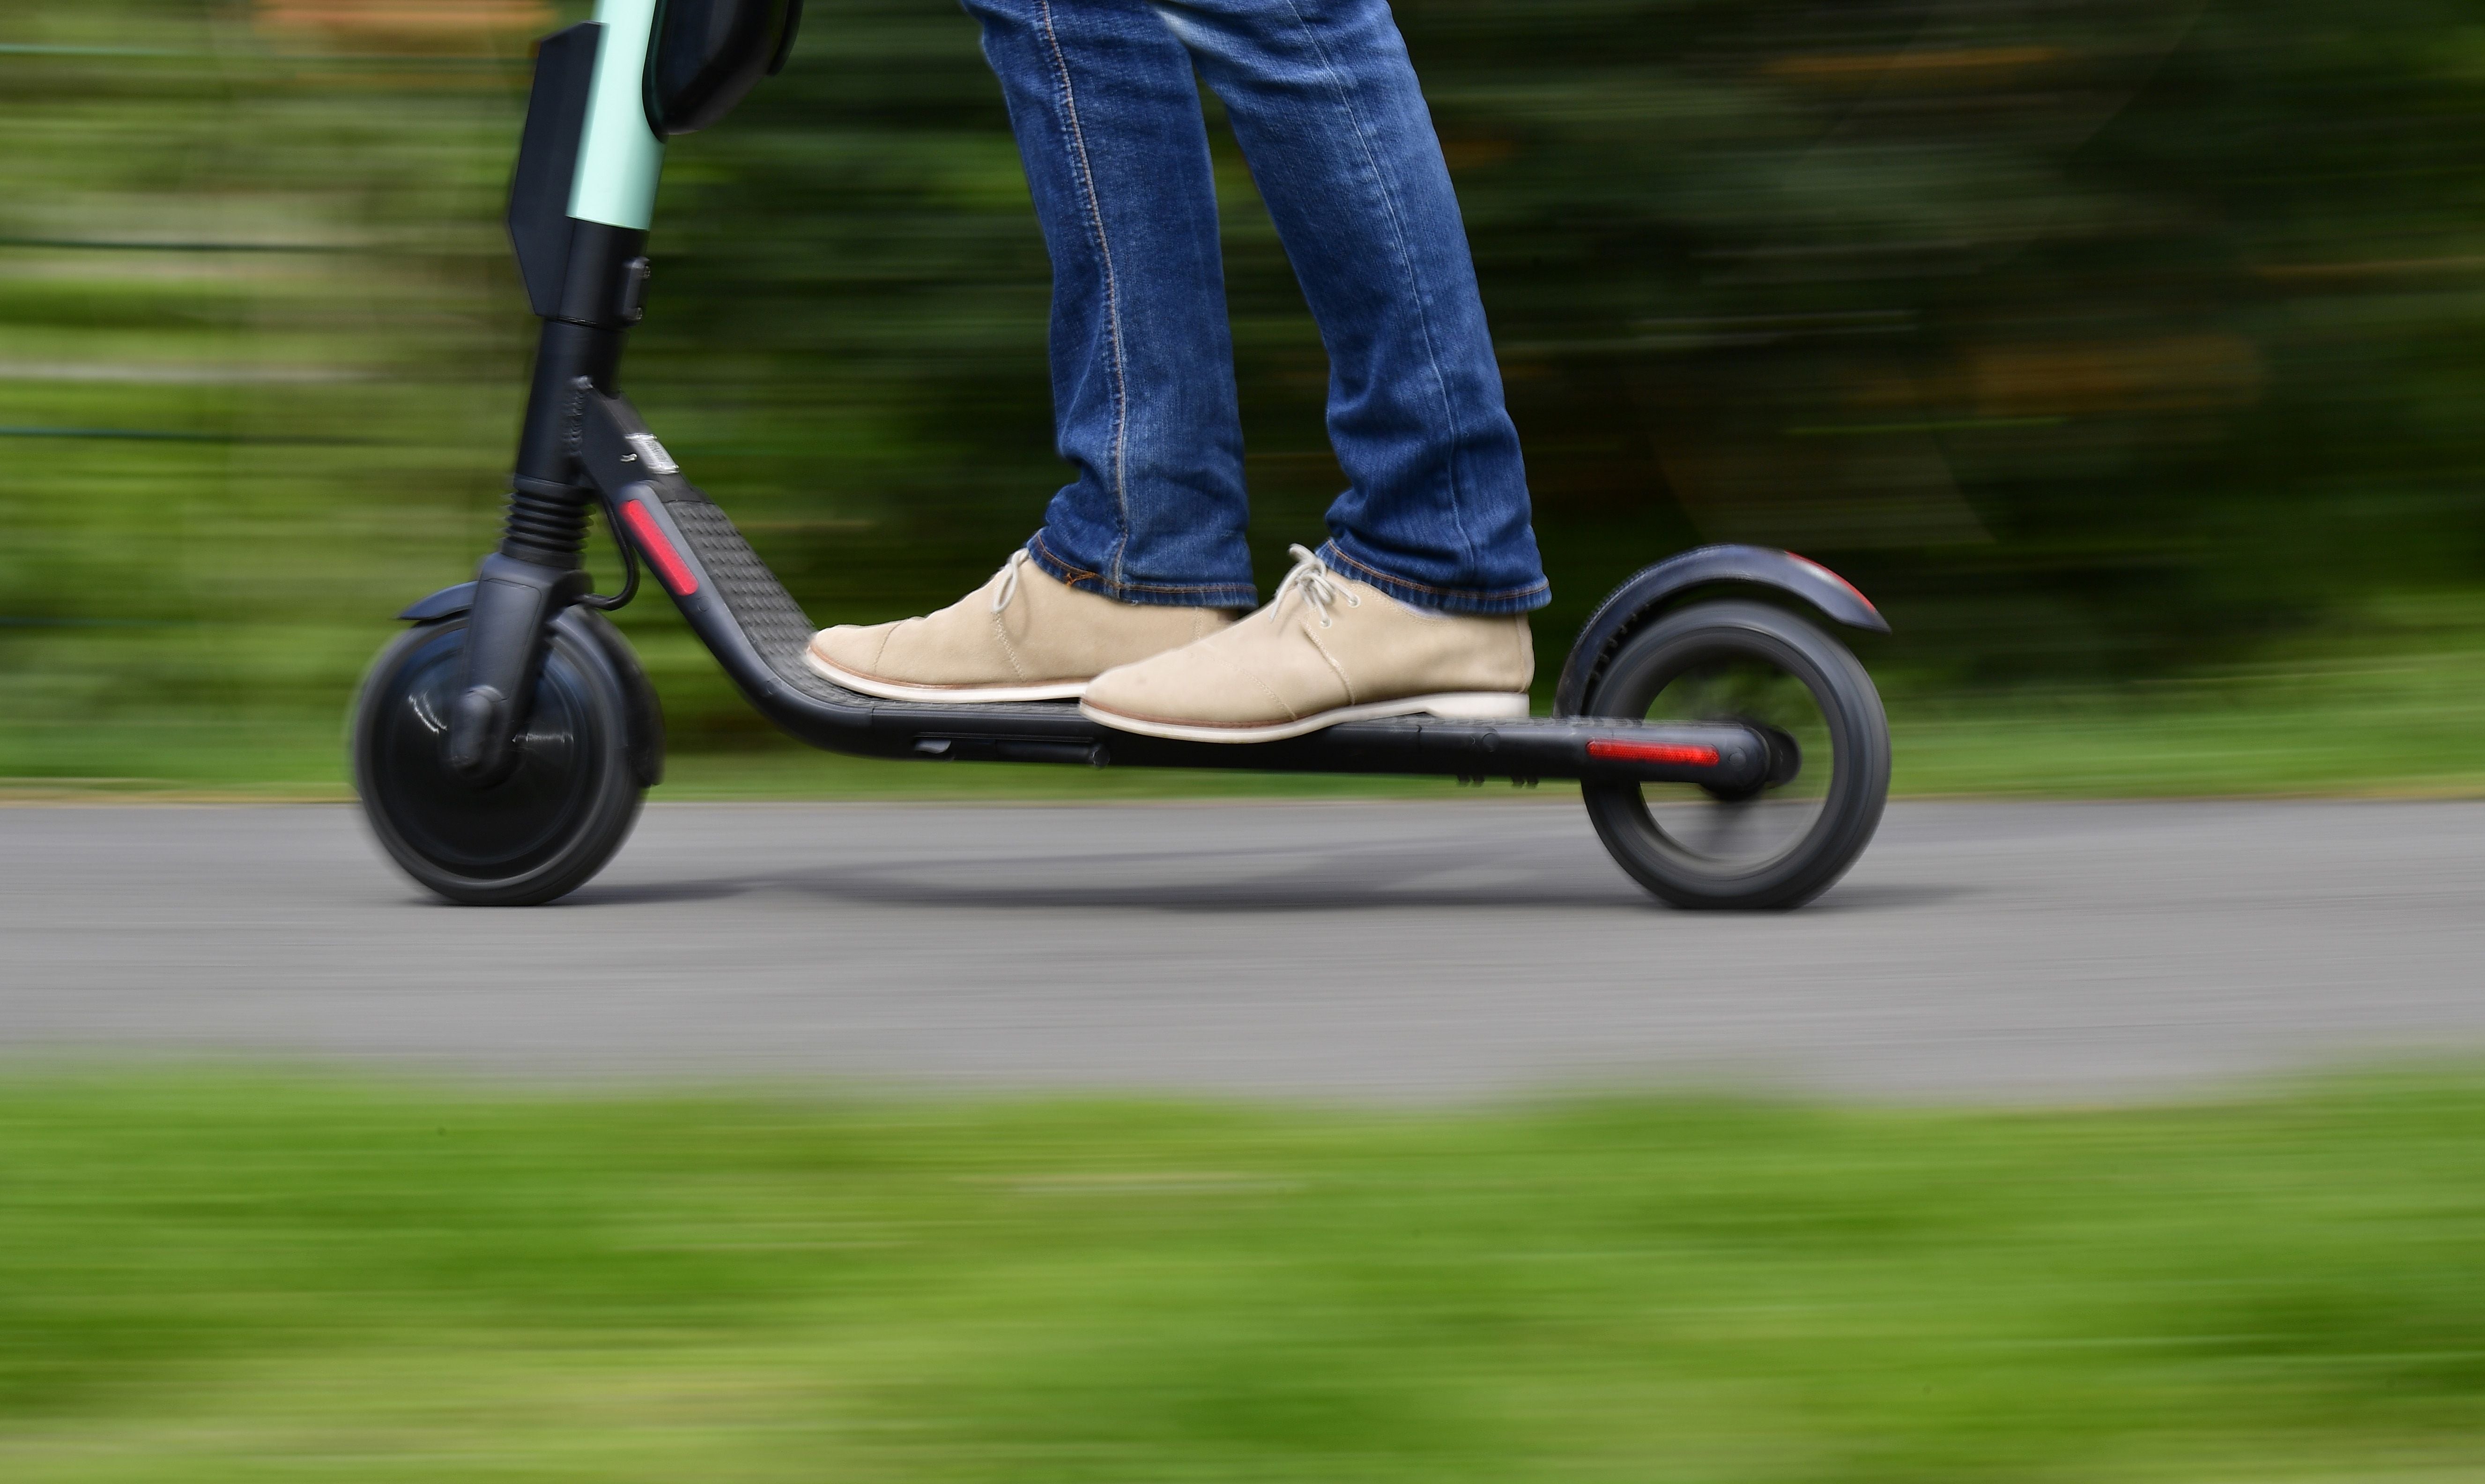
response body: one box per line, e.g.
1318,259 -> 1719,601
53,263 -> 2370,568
450,4 -> 664,781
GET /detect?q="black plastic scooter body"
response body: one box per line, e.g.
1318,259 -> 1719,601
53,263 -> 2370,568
399,380 -> 1882,795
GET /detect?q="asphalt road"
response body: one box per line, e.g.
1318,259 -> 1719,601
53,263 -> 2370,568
5,800 -> 2480,1100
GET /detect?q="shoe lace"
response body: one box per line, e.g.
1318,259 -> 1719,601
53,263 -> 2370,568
1276,544 -> 1360,630
990,549 -> 1031,615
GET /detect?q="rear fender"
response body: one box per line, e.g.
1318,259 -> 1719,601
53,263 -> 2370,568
1552,545 -> 1887,717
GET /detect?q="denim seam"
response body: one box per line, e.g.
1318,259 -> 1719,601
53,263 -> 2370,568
1028,533 -> 1257,604
1276,0 -> 1479,575
1030,531 -> 1103,586
1034,0 -> 1133,586
1319,540 -> 1549,603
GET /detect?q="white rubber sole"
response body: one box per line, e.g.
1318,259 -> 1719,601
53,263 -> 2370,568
1080,691 -> 1530,744
803,647 -> 1090,704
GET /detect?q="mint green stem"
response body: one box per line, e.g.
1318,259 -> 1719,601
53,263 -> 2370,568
570,0 -> 665,230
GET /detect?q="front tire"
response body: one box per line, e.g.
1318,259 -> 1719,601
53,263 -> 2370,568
1575,600 -> 1889,910
352,609 -> 652,905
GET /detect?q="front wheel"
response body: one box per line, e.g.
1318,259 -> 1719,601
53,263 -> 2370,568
352,608 -> 655,905
1575,599 -> 1889,910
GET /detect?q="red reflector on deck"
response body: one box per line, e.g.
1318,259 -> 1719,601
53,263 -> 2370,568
620,499 -> 699,596
1587,740 -> 1721,767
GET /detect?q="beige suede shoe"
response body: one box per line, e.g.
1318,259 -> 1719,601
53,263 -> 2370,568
1080,546 -> 1533,742
807,550 -> 1231,703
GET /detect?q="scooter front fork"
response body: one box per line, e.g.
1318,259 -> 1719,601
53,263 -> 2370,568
446,224 -> 650,783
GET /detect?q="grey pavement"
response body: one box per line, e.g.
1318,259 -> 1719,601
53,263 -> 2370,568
3,800 -> 2480,1100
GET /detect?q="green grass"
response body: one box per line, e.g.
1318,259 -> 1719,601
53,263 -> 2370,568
5,1068 -> 2485,1482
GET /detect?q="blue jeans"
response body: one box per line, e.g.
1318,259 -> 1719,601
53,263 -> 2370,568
960,0 -> 1550,616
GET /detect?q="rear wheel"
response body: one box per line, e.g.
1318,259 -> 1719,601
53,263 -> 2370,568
352,611 -> 649,905
1576,600 -> 1888,910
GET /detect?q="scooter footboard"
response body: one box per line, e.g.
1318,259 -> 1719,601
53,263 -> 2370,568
577,393 -> 1785,788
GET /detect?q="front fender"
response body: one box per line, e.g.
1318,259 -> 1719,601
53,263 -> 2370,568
398,582 -> 478,622
388,583 -> 663,787
1553,545 -> 1887,717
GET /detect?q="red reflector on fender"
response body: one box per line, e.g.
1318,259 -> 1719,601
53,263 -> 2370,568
1588,740 -> 1721,768
619,499 -> 700,596
1787,551 -> 1880,617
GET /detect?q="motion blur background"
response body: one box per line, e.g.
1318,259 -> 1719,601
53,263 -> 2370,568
7,0 -> 2483,797
8,7 -> 2485,1480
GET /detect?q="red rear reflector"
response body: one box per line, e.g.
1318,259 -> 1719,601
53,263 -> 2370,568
1588,740 -> 1721,768
619,499 -> 700,596
1787,551 -> 1880,617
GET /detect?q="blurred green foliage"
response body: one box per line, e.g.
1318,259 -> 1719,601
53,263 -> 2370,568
6,1068 -> 2485,1480
3,0 -> 2483,792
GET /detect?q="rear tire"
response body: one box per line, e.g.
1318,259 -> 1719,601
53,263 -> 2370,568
1575,600 -> 1889,910
352,610 -> 649,905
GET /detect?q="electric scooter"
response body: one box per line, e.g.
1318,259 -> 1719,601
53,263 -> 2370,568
353,0 -> 1894,910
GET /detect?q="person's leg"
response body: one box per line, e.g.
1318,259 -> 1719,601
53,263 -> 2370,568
808,0 -> 1257,701
960,0 -> 1257,610
1153,0 -> 1548,616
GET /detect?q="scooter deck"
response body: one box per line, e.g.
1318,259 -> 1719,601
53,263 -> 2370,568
579,391 -> 1783,790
